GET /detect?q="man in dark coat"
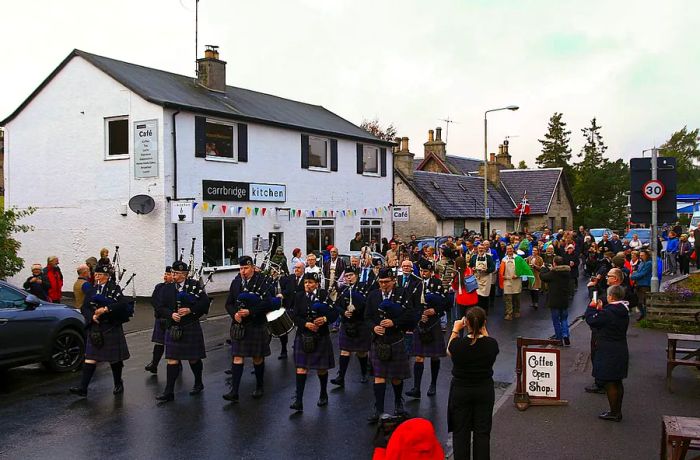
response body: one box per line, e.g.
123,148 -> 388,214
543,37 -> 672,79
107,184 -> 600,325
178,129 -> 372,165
24,264 -> 51,301
145,267 -> 173,374
276,261 -> 306,359
562,244 -> 580,296
585,284 -> 629,422
322,246 -> 346,291
69,264 -> 131,398
223,256 -> 276,403
155,261 -> 210,402
540,257 -> 571,346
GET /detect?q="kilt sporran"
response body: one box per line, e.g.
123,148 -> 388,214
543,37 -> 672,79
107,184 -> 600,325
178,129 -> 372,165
230,322 -> 246,341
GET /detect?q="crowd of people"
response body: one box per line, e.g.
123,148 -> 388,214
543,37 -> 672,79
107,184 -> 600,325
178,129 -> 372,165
19,224 -> 696,460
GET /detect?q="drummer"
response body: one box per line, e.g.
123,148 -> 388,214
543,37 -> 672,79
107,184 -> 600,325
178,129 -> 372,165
277,261 -> 306,359
330,267 -> 371,387
223,256 -> 276,403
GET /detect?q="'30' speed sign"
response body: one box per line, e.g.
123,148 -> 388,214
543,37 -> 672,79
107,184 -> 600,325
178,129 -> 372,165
642,180 -> 665,201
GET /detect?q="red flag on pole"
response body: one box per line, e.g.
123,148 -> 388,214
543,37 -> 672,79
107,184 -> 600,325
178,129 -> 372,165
513,192 -> 531,215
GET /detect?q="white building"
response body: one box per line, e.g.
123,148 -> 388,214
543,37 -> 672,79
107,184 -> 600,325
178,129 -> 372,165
2,48 -> 394,295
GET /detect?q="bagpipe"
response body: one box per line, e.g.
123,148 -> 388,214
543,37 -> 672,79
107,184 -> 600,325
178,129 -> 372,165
90,245 -> 137,323
231,263 -> 281,341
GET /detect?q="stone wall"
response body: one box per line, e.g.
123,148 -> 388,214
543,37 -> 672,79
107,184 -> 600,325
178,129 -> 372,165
394,175 -> 438,238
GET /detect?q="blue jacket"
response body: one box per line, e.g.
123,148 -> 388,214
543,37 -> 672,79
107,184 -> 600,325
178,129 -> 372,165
630,260 -> 652,287
666,237 -> 679,254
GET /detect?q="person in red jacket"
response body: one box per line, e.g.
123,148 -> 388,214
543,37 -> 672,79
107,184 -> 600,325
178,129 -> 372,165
372,417 -> 444,460
452,257 -> 478,319
43,256 -> 64,303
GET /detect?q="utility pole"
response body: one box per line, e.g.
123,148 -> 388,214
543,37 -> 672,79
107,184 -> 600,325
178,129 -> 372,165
650,147 -> 659,292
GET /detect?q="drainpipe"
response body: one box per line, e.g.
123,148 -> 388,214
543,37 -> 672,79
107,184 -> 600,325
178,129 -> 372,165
172,110 -> 180,261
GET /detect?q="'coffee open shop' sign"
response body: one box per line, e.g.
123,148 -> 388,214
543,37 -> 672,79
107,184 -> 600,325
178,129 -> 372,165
522,348 -> 560,399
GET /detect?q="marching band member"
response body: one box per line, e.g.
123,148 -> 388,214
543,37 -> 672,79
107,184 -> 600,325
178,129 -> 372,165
366,268 -> 419,423
155,261 -> 210,402
290,272 -> 339,412
276,261 -> 306,359
406,259 -> 447,399
145,266 -> 173,374
223,256 -> 277,403
322,246 -> 346,292
330,267 -> 372,387
70,264 -> 131,398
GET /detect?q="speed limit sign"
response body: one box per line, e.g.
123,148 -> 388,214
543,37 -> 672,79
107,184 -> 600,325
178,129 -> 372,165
642,179 -> 665,201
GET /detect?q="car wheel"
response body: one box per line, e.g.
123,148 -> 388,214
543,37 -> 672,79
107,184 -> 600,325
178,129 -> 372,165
45,329 -> 85,373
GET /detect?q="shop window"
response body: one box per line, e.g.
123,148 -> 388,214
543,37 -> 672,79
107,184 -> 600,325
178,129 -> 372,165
453,220 -> 466,236
360,219 -> 382,248
205,120 -> 236,160
203,218 -> 243,267
105,116 -> 128,158
306,218 -> 335,254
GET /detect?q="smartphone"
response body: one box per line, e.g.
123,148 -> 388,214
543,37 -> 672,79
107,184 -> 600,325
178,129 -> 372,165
592,291 -> 597,303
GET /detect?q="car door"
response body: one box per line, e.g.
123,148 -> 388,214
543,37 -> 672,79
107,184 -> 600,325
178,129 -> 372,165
0,284 -> 48,360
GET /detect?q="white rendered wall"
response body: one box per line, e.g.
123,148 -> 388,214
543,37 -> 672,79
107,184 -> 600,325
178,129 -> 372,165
4,57 -> 167,296
169,111 -> 394,292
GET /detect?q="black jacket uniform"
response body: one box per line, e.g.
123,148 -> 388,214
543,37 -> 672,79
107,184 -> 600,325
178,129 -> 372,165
365,287 -> 419,343
292,289 -> 339,336
225,272 -> 276,326
156,280 -> 210,326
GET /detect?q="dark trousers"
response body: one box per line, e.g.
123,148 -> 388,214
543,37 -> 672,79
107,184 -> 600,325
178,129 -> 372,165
450,382 -> 494,460
679,254 -> 690,275
695,246 -> 700,269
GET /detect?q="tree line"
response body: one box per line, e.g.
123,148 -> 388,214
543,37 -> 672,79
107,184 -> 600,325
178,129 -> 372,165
535,113 -> 700,230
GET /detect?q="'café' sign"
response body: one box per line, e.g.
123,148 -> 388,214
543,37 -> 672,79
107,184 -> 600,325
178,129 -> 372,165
522,348 -> 560,399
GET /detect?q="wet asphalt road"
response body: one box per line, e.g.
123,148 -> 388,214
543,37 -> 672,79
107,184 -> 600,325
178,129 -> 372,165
0,281 -> 591,460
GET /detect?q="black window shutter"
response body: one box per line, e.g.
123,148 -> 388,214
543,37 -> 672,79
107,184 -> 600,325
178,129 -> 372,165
380,147 -> 387,177
301,134 -> 309,169
356,143 -> 364,174
330,139 -> 338,171
237,123 -> 248,162
194,116 -> 206,158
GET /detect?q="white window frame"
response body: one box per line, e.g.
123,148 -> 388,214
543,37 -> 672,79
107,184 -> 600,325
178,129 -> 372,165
308,136 -> 330,172
362,145 -> 380,176
306,218 -> 335,253
360,218 -> 382,245
104,116 -> 129,160
202,217 -> 244,269
204,118 -> 238,163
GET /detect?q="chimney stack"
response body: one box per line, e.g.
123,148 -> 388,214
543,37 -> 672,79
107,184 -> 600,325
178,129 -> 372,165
394,136 -> 415,180
424,127 -> 447,162
496,138 -> 513,169
479,152 -> 501,185
197,45 -> 227,93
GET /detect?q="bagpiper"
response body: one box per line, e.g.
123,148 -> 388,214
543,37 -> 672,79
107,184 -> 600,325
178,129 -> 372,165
145,266 -> 173,374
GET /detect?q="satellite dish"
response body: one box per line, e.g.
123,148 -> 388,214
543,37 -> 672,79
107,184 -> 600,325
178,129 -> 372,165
128,195 -> 156,215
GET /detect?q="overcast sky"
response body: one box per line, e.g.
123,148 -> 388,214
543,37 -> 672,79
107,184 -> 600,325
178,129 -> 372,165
2,0 -> 698,166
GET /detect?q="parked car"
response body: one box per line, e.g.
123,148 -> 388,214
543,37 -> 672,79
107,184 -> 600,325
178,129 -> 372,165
339,251 -> 386,267
689,211 -> 700,244
0,280 -> 86,372
590,228 -> 614,243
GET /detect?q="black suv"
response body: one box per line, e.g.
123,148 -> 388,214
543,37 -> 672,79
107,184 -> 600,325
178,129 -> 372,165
0,280 -> 85,372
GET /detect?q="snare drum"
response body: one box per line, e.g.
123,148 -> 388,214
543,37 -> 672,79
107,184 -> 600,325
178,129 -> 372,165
266,308 -> 295,337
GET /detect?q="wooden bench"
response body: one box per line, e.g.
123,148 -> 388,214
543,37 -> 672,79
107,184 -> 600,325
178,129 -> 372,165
661,415 -> 700,460
666,333 -> 700,392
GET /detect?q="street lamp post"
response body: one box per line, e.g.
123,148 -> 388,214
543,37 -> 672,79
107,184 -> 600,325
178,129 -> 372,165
484,105 -> 519,236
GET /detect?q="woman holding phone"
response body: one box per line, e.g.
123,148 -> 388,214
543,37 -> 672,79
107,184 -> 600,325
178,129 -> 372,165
447,307 -> 499,460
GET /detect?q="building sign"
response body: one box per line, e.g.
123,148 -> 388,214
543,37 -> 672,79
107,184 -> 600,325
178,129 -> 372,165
522,348 -> 560,399
171,200 -> 193,224
202,180 -> 286,202
392,206 -> 410,221
134,119 -> 158,178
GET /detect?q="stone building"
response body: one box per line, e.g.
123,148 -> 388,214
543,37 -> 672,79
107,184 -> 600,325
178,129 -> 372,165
393,128 -> 574,238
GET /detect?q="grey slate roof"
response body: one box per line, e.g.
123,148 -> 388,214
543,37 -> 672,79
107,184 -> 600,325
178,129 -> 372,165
413,155 -> 499,175
500,168 -> 563,215
407,171 -> 515,219
2,50 -> 391,145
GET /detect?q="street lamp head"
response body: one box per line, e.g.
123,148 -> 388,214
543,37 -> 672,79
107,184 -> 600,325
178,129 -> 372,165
507,105 -> 519,111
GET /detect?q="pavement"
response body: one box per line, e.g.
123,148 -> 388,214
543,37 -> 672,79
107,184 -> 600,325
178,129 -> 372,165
1,276 -> 698,459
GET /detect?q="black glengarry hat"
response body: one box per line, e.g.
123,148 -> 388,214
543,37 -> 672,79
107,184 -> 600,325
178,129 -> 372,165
172,261 -> 189,272
377,267 -> 395,279
303,271 -> 320,282
238,256 -> 254,267
418,258 -> 434,271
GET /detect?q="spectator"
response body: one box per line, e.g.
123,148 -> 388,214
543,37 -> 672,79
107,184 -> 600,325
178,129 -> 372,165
447,307 -> 499,460
585,284 -> 629,422
98,247 -> 112,270
23,264 -> 51,301
678,234 -> 692,275
452,256 -> 479,319
628,233 -> 643,251
85,257 -> 98,284
291,248 -> 304,268
540,256 -> 572,346
372,417 -> 444,460
270,246 -> 289,275
469,244 -> 495,314
630,251 -> 651,321
609,234 -> 623,254
305,253 -> 321,274
73,264 -> 91,308
380,237 -> 390,256
694,226 -> 700,269
43,256 -> 63,303
525,247 -> 544,309
350,232 -> 365,251
563,244 -> 580,296
498,245 -> 533,321
665,231 -> 679,275
385,241 -> 399,268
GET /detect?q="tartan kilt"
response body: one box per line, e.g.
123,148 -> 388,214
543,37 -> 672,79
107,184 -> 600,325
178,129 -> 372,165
85,324 -> 130,363
230,323 -> 271,358
338,321 -> 372,353
370,337 -> 411,380
151,318 -> 166,344
293,332 -> 336,370
165,321 -> 206,361
411,324 -> 446,357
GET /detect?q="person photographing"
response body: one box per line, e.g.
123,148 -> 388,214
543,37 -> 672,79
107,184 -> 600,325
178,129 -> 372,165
447,307 -> 499,460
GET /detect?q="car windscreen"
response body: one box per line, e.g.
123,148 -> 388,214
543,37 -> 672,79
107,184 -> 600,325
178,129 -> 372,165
590,230 -> 604,237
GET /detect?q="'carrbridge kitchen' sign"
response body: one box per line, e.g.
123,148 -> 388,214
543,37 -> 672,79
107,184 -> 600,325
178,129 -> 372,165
522,348 -> 560,400
202,180 -> 286,202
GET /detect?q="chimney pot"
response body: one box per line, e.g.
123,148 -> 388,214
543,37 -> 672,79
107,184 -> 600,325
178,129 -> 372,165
490,152 -> 496,163
428,130 -> 434,142
401,137 -> 409,152
436,127 -> 442,141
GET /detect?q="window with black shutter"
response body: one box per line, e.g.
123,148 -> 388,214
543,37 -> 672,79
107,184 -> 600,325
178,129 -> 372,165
302,135 -> 330,171
380,147 -> 387,177
195,116 -> 243,162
